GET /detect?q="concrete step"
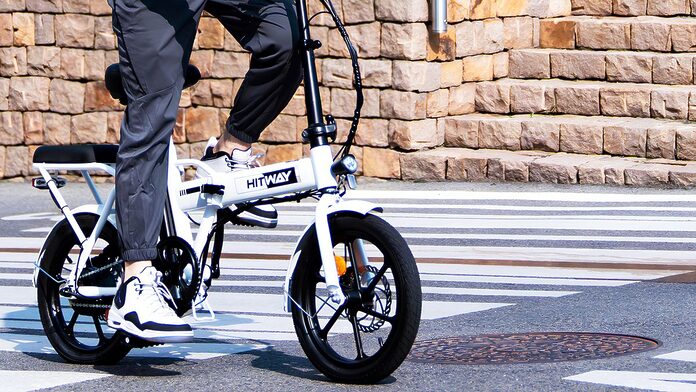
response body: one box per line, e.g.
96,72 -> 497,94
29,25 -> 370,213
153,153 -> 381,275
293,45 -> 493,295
475,78 -> 696,121
510,48 -> 696,85
441,113 -> 696,161
399,146 -> 696,187
540,16 -> 696,52
571,0 -> 694,17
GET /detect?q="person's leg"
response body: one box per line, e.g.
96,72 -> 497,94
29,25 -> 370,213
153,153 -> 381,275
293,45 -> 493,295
109,0 -> 205,342
113,0 -> 205,277
205,0 -> 303,155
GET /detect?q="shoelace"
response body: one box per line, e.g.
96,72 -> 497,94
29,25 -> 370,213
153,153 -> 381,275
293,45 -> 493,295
225,153 -> 264,171
134,271 -> 178,312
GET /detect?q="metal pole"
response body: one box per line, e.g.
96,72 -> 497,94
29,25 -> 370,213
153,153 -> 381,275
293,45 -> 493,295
431,0 -> 447,33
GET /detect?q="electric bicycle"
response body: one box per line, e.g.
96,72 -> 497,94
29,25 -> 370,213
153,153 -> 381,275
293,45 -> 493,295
31,0 -> 422,383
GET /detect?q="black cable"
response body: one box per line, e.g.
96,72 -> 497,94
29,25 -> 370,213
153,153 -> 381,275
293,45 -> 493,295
308,11 -> 330,25
319,0 -> 363,159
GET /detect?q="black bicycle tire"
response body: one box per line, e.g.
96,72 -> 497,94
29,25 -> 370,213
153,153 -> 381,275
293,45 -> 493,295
290,213 -> 422,383
37,213 -> 131,364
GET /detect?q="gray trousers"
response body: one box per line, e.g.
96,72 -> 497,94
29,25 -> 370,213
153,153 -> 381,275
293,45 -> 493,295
113,0 -> 303,261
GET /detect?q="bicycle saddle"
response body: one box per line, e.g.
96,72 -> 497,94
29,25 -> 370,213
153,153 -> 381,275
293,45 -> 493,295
104,63 -> 201,105
32,144 -> 119,164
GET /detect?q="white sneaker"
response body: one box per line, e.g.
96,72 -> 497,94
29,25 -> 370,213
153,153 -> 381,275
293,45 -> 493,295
199,137 -> 278,228
108,266 -> 193,343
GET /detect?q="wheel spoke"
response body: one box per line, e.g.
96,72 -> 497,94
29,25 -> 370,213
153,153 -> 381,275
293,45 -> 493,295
359,306 -> 395,325
319,303 -> 346,340
92,316 -> 106,343
65,311 -> 79,336
363,263 -> 389,294
349,313 -> 366,360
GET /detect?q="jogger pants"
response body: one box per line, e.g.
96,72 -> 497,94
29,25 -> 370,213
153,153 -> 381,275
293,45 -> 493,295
112,0 -> 303,261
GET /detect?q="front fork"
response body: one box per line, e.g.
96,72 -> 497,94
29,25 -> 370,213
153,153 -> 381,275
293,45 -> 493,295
314,194 -> 344,304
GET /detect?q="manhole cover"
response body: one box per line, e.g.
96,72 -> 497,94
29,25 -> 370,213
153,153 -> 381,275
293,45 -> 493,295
409,332 -> 660,365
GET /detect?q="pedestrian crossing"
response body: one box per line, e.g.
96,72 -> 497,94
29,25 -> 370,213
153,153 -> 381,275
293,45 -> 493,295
566,350 -> 696,391
0,189 -> 694,390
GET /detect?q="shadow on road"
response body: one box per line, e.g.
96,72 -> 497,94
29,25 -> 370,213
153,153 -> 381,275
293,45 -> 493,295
248,346 -> 397,385
93,358 -> 182,377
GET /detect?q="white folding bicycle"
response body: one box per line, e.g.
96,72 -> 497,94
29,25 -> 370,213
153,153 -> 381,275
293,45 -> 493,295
31,0 -> 421,384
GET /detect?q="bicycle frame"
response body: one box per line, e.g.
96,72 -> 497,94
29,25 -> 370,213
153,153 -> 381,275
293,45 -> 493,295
32,0 -> 377,315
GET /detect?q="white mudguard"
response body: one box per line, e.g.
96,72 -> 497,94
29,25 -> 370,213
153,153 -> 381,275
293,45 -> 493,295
282,199 -> 382,312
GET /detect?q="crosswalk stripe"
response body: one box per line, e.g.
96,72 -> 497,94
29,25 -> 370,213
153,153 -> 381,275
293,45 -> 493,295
0,332 -> 264,361
654,350 -> 696,363
0,369 -> 110,392
344,190 -> 696,202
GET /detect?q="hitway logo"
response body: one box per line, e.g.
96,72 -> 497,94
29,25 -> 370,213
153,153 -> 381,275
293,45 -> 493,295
239,168 -> 298,192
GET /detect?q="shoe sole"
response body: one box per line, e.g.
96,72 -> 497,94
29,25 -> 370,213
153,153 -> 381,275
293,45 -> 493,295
108,312 -> 194,344
236,211 -> 278,228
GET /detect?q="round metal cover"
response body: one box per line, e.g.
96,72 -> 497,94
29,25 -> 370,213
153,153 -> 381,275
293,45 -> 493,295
409,332 -> 660,365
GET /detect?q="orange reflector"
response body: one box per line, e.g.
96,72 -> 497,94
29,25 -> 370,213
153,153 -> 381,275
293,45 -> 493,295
334,255 -> 347,277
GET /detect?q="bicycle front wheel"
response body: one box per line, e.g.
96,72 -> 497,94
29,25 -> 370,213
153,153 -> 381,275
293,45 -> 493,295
290,213 -> 422,383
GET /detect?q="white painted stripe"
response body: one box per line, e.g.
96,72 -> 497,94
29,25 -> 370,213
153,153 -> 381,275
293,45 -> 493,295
345,190 -> 696,203
281,203 -> 696,213
208,291 -> 513,320
0,269 -> 641,289
278,209 -> 696,222
408,246 -> 696,265
8,251 -> 690,282
0,212 -> 60,221
419,274 -> 638,287
205,280 -> 580,298
416,264 -> 685,280
176,213 -> 696,232
0,286 -> 511,321
267,214 -> 696,232
0,369 -> 110,392
26,225 -> 691,245
565,370 -> 696,392
421,287 -> 579,297
0,332 -> 264,360
420,301 -> 512,319
655,350 -> 696,363
217,241 -> 696,265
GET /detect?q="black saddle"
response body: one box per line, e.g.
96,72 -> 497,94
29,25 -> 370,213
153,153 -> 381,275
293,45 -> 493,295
32,144 -> 119,164
104,63 -> 201,104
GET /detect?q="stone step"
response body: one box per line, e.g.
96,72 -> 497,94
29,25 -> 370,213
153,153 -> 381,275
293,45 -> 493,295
510,48 -> 696,85
400,146 -> 696,187
441,113 -> 696,160
571,0 -> 695,17
475,78 -> 696,121
540,16 -> 696,52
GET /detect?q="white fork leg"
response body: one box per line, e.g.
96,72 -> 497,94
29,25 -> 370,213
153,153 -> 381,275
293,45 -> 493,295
315,193 -> 345,304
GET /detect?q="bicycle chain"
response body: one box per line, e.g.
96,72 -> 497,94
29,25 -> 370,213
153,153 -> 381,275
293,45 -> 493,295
76,259 -> 121,281
70,302 -> 110,309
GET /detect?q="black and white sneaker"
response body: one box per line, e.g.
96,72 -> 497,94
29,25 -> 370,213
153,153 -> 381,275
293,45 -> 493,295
108,266 -> 193,343
199,137 -> 278,229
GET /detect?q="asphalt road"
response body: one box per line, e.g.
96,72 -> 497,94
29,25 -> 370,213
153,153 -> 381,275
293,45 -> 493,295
0,179 -> 694,392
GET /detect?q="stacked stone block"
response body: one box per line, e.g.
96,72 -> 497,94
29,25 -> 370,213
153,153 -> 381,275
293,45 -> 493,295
461,0 -> 696,186
2,0 -> 696,187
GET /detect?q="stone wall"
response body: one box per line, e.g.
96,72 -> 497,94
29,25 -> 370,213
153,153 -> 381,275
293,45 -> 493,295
2,0 -> 696,186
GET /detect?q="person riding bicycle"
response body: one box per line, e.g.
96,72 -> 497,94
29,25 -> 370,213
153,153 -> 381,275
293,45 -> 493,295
107,0 -> 302,342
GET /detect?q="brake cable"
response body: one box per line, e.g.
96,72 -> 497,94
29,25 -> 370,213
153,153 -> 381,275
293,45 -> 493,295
318,0 -> 364,160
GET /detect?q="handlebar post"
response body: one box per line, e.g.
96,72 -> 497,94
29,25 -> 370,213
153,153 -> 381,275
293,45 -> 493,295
296,0 -> 330,148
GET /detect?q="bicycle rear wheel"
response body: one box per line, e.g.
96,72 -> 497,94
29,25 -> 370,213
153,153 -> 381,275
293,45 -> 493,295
36,213 -> 131,364
290,213 -> 421,383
